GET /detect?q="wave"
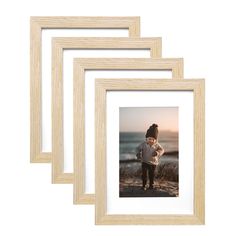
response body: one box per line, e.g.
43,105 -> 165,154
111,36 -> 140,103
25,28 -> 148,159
120,153 -> 136,161
120,151 -> 179,163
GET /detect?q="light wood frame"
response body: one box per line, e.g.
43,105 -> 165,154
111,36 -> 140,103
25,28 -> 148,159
72,58 -> 184,204
30,16 -> 140,163
51,37 -> 162,184
95,79 -> 205,225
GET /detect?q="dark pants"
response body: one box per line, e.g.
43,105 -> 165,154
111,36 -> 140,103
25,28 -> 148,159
142,162 -> 156,188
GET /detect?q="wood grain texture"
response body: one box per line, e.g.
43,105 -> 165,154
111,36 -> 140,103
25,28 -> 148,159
52,37 -> 162,184
53,37 -> 162,58
73,58 -> 184,204
74,58 -> 183,78
30,16 -> 140,37
194,80 -> 205,224
30,16 -> 140,163
95,79 -> 205,225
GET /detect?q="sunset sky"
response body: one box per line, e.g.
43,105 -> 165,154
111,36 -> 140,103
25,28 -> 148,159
119,107 -> 178,132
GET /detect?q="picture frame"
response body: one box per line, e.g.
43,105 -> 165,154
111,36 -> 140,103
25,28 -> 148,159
51,37 -> 162,184
95,78 -> 205,225
71,58 -> 184,204
30,16 -> 140,163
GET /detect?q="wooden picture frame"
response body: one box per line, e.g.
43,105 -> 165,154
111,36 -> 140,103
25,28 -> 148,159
30,16 -> 140,163
95,78 -> 205,225
51,37 -> 162,184
72,58 -> 184,204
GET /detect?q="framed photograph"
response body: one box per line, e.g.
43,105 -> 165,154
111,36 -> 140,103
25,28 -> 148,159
30,16 -> 140,163
51,37 -> 162,183
95,79 -> 205,225
71,58 -> 184,204
119,107 -> 179,198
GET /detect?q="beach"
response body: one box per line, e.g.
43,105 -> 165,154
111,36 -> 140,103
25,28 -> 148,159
120,178 -> 178,197
119,153 -> 179,197
119,130 -> 179,197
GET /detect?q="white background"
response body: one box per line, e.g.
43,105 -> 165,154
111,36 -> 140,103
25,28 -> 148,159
0,0 -> 236,235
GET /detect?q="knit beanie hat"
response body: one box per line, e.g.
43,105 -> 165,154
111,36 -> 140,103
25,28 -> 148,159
145,123 -> 158,139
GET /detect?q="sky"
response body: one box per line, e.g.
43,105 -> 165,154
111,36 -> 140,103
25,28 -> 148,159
119,107 -> 178,132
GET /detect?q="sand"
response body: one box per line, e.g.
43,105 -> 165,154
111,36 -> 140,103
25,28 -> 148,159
120,177 -> 178,197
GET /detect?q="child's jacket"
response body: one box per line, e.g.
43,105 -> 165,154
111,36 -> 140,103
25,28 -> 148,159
136,141 -> 164,165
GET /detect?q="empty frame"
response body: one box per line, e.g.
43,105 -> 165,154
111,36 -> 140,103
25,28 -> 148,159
51,37 -> 162,183
30,16 -> 140,163
70,58 -> 184,204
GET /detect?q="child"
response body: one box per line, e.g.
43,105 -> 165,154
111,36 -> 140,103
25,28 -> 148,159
136,124 -> 164,190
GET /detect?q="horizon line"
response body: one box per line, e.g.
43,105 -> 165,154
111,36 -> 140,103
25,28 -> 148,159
120,130 -> 178,133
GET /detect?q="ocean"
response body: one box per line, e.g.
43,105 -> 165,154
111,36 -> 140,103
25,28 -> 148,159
119,131 -> 178,161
